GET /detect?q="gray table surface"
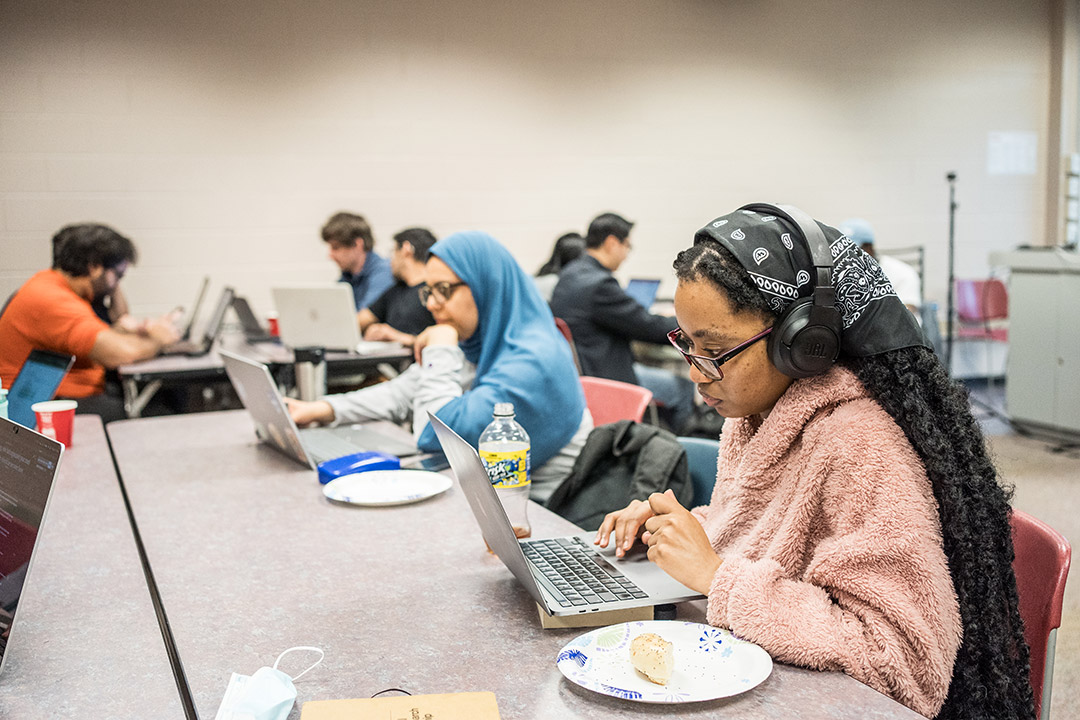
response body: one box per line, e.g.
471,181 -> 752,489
108,410 -> 921,720
0,416 -> 184,720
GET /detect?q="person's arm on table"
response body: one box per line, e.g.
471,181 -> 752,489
290,359 -> 423,427
356,308 -> 378,332
363,322 -> 415,347
89,316 -> 179,367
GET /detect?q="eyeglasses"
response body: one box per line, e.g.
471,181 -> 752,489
419,281 -> 467,305
667,326 -> 773,381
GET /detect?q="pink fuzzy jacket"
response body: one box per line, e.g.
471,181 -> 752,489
693,366 -> 961,717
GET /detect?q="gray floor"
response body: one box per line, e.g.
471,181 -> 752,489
968,379 -> 1077,719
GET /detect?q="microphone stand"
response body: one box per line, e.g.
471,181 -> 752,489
943,171 -> 1015,429
945,172 -> 957,376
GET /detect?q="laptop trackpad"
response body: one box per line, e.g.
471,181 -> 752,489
580,532 -> 700,598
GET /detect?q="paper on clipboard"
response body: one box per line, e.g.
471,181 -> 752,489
300,691 -> 500,719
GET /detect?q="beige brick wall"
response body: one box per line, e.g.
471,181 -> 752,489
0,0 -> 1053,318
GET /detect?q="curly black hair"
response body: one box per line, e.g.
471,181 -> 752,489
674,241 -> 1035,720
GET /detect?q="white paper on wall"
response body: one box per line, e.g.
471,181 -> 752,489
987,131 -> 1038,175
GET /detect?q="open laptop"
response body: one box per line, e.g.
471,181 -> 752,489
5,350 -> 75,428
161,286 -> 234,357
231,296 -> 276,343
271,284 -> 360,351
625,278 -> 662,309
428,413 -> 702,616
0,417 -> 63,672
219,350 -> 421,469
176,276 -> 211,342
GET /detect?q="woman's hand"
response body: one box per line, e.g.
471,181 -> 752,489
641,490 -> 722,594
364,323 -> 414,347
594,499 -> 657,558
413,324 -> 459,362
285,399 -> 335,427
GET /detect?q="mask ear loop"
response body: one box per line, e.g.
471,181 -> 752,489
274,646 -> 325,682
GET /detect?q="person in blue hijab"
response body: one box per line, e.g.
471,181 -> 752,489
288,231 -> 592,502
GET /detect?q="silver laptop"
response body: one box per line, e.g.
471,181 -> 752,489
161,286 -> 234,357
219,350 -> 419,469
428,413 -> 702,617
271,284 -> 360,351
0,417 -> 63,673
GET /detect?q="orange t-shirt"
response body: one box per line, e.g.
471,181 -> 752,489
0,270 -> 109,398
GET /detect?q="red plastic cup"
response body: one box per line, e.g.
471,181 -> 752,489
267,313 -> 280,337
32,400 -> 77,446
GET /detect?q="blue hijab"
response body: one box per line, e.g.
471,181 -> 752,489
417,231 -> 586,468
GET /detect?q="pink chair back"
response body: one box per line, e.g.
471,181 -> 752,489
956,278 -> 1008,323
553,317 -> 583,375
579,376 -> 653,425
1011,508 -> 1071,718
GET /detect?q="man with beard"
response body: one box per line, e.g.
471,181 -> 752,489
0,224 -> 179,421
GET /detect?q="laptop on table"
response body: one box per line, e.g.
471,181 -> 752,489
0,417 -> 63,672
231,296 -> 277,343
219,350 -> 422,469
428,413 -> 702,617
625,278 -> 662,309
5,350 -> 75,428
176,276 -> 211,342
160,286 -> 235,357
271,284 -> 360,352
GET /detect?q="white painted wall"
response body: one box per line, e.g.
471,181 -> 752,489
0,0 -> 1052,318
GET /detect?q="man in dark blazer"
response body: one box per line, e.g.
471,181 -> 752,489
550,212 -> 694,431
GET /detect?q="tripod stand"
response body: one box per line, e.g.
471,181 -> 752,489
945,172 -> 957,374
944,173 -> 1016,427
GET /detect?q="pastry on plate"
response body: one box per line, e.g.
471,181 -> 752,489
630,632 -> 674,685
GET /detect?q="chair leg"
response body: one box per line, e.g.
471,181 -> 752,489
1041,627 -> 1057,720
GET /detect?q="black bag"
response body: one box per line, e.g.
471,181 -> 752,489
545,420 -> 692,531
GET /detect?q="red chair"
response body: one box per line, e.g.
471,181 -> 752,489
579,376 -> 653,425
1010,508 -> 1071,719
956,278 -> 1008,342
553,317 -> 583,375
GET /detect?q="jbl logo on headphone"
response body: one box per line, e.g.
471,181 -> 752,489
805,342 -> 829,358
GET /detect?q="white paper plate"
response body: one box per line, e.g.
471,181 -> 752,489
322,470 -> 452,506
556,620 -> 772,703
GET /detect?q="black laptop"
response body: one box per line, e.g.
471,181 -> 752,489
160,286 -> 234,357
0,417 -> 63,672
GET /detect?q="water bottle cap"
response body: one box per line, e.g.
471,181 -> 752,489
493,402 -> 514,417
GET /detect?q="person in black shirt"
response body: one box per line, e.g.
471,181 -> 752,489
358,227 -> 437,347
550,212 -> 695,432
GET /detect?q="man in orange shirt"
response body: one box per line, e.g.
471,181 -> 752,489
0,224 -> 180,421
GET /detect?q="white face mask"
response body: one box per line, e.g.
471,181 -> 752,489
215,646 -> 324,720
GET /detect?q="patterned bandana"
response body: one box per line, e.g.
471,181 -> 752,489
693,207 -> 930,357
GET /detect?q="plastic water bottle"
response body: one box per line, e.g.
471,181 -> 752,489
479,403 -> 531,542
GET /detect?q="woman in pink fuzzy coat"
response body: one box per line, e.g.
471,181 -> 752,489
596,204 -> 1033,719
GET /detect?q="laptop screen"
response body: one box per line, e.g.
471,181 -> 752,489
6,350 -> 75,428
270,285 -> 361,351
625,278 -> 661,309
0,417 -> 63,670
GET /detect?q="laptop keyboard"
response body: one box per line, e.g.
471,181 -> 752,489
300,428 -> 362,465
522,537 -> 649,608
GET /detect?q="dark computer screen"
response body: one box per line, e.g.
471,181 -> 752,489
0,418 -> 62,667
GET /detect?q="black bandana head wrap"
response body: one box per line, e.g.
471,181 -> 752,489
693,205 -> 930,358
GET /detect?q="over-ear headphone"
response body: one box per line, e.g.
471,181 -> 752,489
737,202 -> 842,378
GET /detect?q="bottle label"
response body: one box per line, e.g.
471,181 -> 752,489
479,449 -> 530,488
